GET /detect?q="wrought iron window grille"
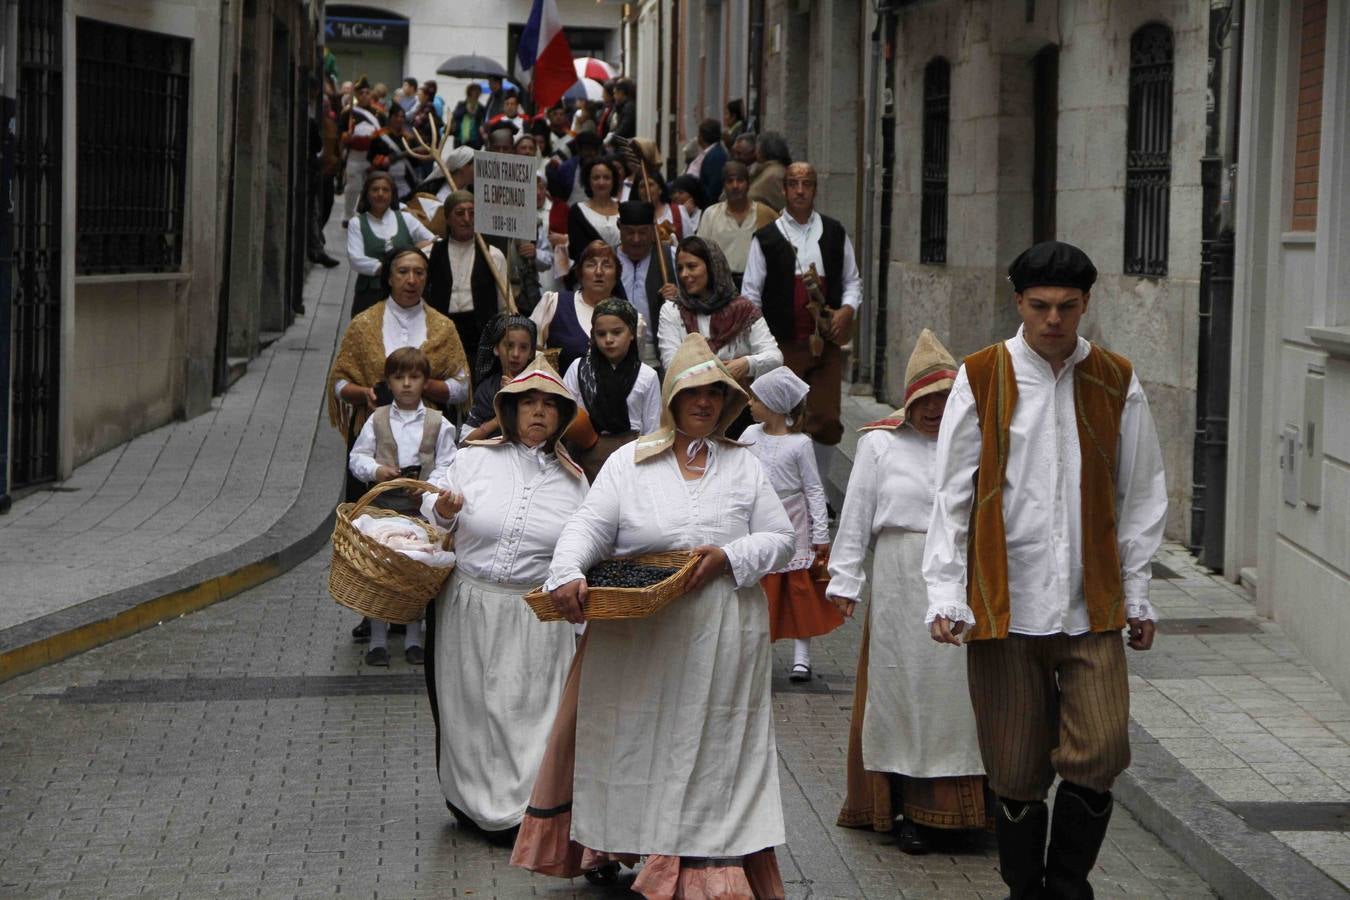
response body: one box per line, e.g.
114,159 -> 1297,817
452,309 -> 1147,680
1124,23 -> 1173,277
920,58 -> 950,265
75,19 -> 191,275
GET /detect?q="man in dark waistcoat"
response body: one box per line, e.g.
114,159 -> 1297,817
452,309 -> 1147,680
742,162 -> 863,446
424,191 -> 506,378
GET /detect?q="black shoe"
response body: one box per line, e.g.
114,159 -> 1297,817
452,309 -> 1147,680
405,645 -> 425,666
896,819 -> 930,855
352,617 -> 371,643
483,824 -> 520,848
1043,784 -> 1112,900
995,797 -> 1048,900
584,862 -> 620,885
789,663 -> 812,683
365,646 -> 390,667
313,252 -> 340,268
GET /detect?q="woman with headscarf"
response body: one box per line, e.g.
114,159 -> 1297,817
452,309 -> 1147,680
657,236 -> 782,401
561,297 -> 662,481
512,333 -> 796,898
346,171 -> 437,318
531,240 -> 654,376
830,330 -> 990,854
463,313 -> 538,441
419,357 -> 588,843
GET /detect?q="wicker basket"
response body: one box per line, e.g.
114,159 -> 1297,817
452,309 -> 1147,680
328,478 -> 454,624
523,551 -> 700,622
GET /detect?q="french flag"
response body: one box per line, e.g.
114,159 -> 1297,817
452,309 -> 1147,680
517,0 -> 575,109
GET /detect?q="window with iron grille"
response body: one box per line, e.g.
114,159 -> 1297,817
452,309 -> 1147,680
1124,23 -> 1172,277
920,58 -> 950,265
75,19 -> 191,275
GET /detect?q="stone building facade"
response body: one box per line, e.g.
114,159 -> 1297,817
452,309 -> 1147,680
1227,0 -> 1350,698
1,0 -> 320,502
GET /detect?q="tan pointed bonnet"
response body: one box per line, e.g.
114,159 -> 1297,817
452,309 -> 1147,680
858,328 -> 958,432
475,355 -> 584,477
633,332 -> 748,463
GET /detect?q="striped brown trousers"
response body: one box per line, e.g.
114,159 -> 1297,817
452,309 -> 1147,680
966,631 -> 1130,801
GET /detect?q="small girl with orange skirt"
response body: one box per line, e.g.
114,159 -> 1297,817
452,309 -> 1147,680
743,366 -> 845,681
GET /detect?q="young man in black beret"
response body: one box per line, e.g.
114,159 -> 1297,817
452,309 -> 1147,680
923,240 -> 1168,899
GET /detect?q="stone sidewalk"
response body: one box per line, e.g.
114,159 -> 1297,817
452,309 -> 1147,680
0,220 -> 352,680
0,550 -> 1215,899
824,389 -> 1350,899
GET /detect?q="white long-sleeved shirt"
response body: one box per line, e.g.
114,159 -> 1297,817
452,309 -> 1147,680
922,327 -> 1168,634
562,358 -> 664,435
420,442 -> 588,586
347,402 -> 457,484
345,209 -> 435,276
543,441 -> 794,592
740,425 -> 829,571
740,210 -> 862,312
333,301 -> 469,406
827,426 -> 937,603
657,303 -> 783,378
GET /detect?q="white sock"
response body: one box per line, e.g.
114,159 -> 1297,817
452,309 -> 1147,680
405,619 -> 423,648
370,619 -> 388,649
793,639 -> 811,668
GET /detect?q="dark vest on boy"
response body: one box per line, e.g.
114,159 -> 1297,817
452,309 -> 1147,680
369,406 -> 444,515
753,215 -> 846,343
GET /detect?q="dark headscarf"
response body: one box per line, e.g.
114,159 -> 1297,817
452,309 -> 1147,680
580,297 -> 641,435
673,237 -> 762,354
474,313 -> 538,383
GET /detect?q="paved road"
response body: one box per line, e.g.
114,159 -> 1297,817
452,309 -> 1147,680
0,550 -> 1215,899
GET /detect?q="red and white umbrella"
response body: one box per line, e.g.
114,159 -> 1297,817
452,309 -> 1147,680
563,77 -> 606,103
574,57 -> 617,82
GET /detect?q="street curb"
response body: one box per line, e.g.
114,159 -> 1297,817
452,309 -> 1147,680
0,395 -> 346,686
815,442 -> 1349,900
1117,723 -> 1349,899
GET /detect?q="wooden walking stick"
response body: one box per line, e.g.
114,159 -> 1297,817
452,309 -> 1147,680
403,126 -> 518,314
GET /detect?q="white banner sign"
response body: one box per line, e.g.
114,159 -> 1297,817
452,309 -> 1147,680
473,150 -> 535,241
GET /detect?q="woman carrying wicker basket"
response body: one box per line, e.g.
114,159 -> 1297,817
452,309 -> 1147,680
511,333 -> 795,898
419,356 -> 587,843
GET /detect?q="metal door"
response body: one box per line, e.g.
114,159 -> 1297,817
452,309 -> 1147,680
10,0 -> 62,487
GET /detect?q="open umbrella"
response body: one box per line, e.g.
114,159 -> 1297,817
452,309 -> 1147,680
563,78 -> 605,103
476,78 -> 521,94
573,57 -> 618,82
437,54 -> 510,79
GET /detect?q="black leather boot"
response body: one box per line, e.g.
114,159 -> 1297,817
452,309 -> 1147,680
1043,782 -> 1113,900
995,797 -> 1048,900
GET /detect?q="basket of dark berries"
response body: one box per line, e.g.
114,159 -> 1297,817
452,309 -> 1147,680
524,551 -> 700,622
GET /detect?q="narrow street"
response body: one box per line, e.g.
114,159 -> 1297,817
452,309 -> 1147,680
0,550 -> 1215,899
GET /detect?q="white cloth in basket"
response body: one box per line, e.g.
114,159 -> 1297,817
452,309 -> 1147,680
352,514 -> 456,568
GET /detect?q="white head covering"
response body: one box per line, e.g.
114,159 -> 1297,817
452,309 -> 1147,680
750,366 -> 809,420
443,145 -> 475,173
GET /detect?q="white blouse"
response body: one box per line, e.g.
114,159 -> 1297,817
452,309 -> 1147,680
345,209 -> 436,276
739,425 -> 828,545
923,327 -> 1168,633
657,303 -> 783,378
579,203 -> 621,247
562,359 -> 664,435
827,426 -> 938,603
544,441 -> 794,592
421,442 -> 588,586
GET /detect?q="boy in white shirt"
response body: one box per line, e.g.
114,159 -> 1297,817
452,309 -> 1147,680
348,346 -> 458,666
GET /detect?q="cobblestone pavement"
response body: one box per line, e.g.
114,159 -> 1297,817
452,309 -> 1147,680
0,550 -> 1215,899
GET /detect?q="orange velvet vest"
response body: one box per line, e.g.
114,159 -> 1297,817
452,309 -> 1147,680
963,341 -> 1133,641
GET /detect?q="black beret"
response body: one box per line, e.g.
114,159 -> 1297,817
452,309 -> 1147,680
1007,241 -> 1098,293
618,200 -> 655,226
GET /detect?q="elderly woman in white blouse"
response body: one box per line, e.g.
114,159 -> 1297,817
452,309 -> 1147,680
830,329 -> 989,855
419,357 -> 587,844
512,333 -> 795,898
